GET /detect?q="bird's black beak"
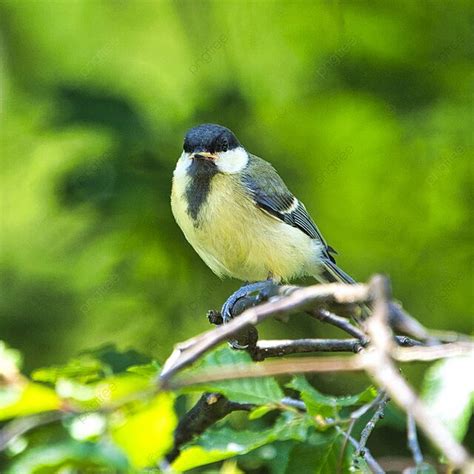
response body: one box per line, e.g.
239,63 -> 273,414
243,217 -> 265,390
191,152 -> 218,161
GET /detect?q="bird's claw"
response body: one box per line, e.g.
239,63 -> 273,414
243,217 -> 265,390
220,280 -> 279,350
221,280 -> 278,323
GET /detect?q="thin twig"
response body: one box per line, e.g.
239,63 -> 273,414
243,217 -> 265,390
168,356 -> 366,389
394,341 -> 473,361
280,397 -> 385,473
309,308 -> 368,342
167,340 -> 471,390
249,338 -> 363,360
160,283 -> 370,382
338,390 -> 387,473
407,413 -> 424,467
350,391 -> 387,422
388,301 -> 434,343
335,425 -> 385,474
356,393 -> 390,457
363,275 -> 471,470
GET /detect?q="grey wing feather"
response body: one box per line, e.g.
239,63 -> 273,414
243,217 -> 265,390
242,154 -> 336,262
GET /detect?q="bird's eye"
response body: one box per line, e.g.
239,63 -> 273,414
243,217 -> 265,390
221,139 -> 228,152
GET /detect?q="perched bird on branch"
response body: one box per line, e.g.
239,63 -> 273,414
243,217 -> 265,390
171,123 -> 355,285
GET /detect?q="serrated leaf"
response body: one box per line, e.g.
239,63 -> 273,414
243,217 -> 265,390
421,355 -> 474,441
6,440 -> 129,473
111,391 -> 177,468
172,411 -> 310,471
0,382 -> 61,420
183,347 -> 284,404
286,376 -> 376,418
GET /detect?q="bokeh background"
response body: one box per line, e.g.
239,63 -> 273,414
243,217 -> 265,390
1,0 -> 472,381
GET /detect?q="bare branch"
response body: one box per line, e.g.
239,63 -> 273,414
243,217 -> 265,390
407,414 -> 424,467
393,341 -> 474,361
309,308 -> 368,342
363,275 -> 472,470
335,426 -> 385,474
249,338 -> 363,360
355,393 -> 390,458
160,282 -> 370,383
166,393 -> 252,463
168,356 -> 366,389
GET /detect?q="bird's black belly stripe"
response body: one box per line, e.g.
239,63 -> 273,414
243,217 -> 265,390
185,158 -> 218,223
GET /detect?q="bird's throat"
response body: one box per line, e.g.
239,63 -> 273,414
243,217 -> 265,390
185,158 -> 218,222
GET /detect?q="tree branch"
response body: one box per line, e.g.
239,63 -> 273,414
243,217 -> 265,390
407,413 -> 424,467
355,393 -> 390,458
160,282 -> 370,383
166,392 -> 252,463
362,275 -> 472,470
248,338 -> 364,360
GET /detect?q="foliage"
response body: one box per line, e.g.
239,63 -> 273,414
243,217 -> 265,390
421,355 -> 474,442
1,342 -> 472,472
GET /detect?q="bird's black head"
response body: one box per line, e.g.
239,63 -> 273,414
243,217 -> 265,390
183,124 -> 240,154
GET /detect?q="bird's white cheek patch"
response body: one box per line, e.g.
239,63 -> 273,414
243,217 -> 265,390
215,147 -> 249,174
173,152 -> 192,178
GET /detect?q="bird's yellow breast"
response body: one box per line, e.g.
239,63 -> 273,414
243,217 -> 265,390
171,171 -> 320,281
171,168 -> 320,281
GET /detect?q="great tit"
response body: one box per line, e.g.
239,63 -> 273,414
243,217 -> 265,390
171,123 -> 355,285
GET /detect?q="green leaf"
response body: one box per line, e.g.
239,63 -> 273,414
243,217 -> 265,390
421,355 -> 474,442
127,360 -> 161,378
286,429 -> 350,474
173,411 -> 310,471
54,372 -> 153,411
259,441 -> 294,474
183,347 -> 284,404
248,404 -> 276,420
286,376 -> 376,418
32,357 -> 107,384
111,391 -> 177,469
6,441 -> 129,473
32,345 -> 153,385
82,344 -> 152,374
0,382 -> 61,420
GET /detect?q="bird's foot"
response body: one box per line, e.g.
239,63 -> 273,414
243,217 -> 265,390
220,279 -> 279,350
221,280 -> 279,323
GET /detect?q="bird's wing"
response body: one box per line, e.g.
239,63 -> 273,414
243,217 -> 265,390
242,154 -> 336,261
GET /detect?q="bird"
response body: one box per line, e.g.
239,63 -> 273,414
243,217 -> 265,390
171,123 -> 355,286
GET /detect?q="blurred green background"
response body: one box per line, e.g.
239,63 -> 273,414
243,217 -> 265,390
1,0 -> 473,377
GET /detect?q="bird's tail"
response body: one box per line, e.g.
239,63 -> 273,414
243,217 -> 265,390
318,258 -> 356,285
316,258 -> 370,321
